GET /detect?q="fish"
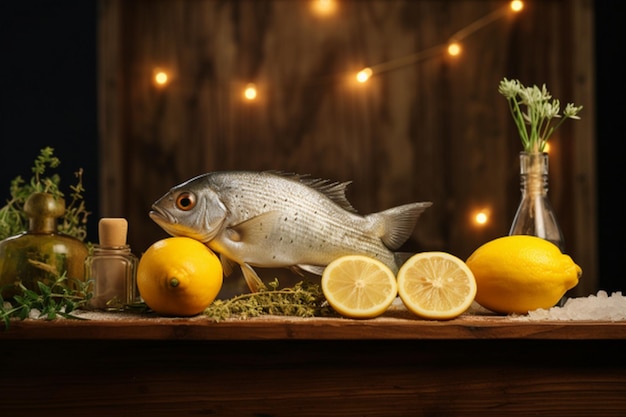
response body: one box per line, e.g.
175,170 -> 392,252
149,171 -> 432,292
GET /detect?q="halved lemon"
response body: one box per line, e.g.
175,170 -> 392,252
397,252 -> 477,320
321,255 -> 398,319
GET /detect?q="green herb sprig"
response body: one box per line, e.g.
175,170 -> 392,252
0,273 -> 92,329
204,279 -> 336,321
498,78 -> 583,153
0,147 -> 90,241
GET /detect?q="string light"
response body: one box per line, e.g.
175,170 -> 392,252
243,83 -> 258,100
472,208 -> 491,227
356,67 -> 373,83
354,44 -> 444,82
448,1 -> 521,43
153,69 -> 170,88
354,1 -> 523,80
151,2 -> 524,97
311,0 -> 337,16
447,42 -> 462,56
510,0 -> 524,12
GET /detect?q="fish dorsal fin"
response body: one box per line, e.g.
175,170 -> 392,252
264,171 -> 358,213
264,170 -> 303,180
300,178 -> 358,213
367,202 -> 433,250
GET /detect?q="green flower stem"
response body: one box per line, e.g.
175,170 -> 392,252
499,78 -> 582,153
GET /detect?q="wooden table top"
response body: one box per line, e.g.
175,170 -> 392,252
2,307 -> 625,417
3,307 -> 625,341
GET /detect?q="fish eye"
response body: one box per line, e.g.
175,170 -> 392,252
175,192 -> 196,211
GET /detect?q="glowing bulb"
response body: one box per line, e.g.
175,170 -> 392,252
312,0 -> 337,15
154,70 -> 169,87
510,1 -> 524,12
447,43 -> 461,56
543,142 -> 551,153
244,83 -> 257,100
356,68 -> 373,83
472,209 -> 490,227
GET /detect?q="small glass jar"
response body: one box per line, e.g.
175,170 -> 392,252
85,218 -> 138,310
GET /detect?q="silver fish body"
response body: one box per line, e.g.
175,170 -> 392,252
149,171 -> 432,292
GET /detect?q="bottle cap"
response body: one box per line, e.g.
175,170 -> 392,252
98,218 -> 129,247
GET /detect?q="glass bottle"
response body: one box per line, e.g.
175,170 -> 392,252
85,218 -> 138,310
0,192 -> 89,298
509,152 -> 565,251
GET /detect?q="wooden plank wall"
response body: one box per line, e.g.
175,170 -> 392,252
98,0 -> 597,296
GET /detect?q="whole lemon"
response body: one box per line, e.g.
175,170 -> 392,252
137,237 -> 223,316
466,235 -> 581,314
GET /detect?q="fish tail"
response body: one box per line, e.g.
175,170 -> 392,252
369,202 -> 432,250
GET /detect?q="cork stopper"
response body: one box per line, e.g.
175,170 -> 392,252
98,218 -> 129,247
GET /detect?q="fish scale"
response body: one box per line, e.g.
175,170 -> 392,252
149,171 -> 432,292
222,177 -> 386,265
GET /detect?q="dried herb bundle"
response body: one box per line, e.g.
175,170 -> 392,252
204,279 -> 336,321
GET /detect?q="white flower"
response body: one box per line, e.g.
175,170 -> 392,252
497,78 -> 522,98
563,103 -> 583,119
498,78 -> 583,153
539,100 -> 560,119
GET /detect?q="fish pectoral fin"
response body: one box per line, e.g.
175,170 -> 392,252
231,211 -> 282,242
369,202 -> 433,250
240,263 -> 267,293
295,264 -> 327,276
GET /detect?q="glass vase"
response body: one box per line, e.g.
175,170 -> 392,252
509,152 -> 565,252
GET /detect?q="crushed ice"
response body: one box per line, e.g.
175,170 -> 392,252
513,291 -> 626,321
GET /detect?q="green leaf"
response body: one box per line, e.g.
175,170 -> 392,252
0,147 -> 90,241
37,281 -> 52,296
0,270 -> 92,330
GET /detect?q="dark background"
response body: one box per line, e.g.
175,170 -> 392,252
0,1 -> 98,237
0,1 -> 622,292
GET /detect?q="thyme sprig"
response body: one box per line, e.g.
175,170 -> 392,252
498,78 -> 583,153
0,147 -> 90,241
204,279 -> 336,321
0,273 -> 92,329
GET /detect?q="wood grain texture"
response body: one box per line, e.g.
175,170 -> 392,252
1,335 -> 624,416
2,313 -> 624,416
98,0 -> 597,296
1,314 -> 625,341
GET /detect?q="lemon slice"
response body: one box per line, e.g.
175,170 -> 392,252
397,252 -> 477,320
321,255 -> 398,319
